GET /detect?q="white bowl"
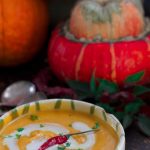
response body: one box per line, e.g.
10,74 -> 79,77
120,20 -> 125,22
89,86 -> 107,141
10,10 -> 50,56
0,99 -> 125,150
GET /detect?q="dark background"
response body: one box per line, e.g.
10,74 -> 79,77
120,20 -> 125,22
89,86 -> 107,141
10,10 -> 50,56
0,0 -> 150,149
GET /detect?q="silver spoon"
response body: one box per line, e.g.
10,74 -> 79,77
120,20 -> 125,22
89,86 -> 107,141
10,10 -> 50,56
0,91 -> 47,116
0,81 -> 36,106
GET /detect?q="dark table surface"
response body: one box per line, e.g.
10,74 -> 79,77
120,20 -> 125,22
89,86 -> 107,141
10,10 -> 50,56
0,54 -> 149,150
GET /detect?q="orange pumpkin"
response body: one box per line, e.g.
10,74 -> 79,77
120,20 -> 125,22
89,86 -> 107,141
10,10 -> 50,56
48,26 -> 150,85
48,0 -> 150,85
0,0 -> 49,66
69,0 -> 144,40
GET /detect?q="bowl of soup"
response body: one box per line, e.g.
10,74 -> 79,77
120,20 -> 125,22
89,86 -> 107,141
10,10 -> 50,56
0,99 -> 125,150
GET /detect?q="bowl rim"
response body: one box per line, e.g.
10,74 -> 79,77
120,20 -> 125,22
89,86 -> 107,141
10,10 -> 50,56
0,98 -> 125,150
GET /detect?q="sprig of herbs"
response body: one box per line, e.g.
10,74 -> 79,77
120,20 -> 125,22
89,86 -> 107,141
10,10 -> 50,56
67,71 -> 150,136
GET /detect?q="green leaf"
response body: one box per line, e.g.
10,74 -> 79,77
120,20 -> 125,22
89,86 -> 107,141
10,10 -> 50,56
137,115 -> 150,136
114,112 -> 124,121
125,71 -> 145,83
67,80 -> 95,100
65,142 -> 71,147
40,124 -> 44,128
67,80 -> 89,93
98,103 -> 115,114
124,99 -> 144,115
76,91 -> 92,100
133,85 -> 150,96
58,146 -> 66,150
134,98 -> 145,104
17,128 -> 24,132
123,114 -> 133,129
30,115 -> 38,121
90,74 -> 96,94
96,79 -> 119,95
15,134 -> 21,139
92,122 -> 100,129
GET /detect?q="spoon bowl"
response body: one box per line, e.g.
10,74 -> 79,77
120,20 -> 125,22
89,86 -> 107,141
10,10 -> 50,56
1,81 -> 36,105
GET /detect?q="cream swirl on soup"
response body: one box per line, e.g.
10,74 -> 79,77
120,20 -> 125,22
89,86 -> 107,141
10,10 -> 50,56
0,109 -> 118,150
3,122 -> 95,150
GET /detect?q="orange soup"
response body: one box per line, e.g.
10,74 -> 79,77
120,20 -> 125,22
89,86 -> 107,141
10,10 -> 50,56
0,109 -> 118,150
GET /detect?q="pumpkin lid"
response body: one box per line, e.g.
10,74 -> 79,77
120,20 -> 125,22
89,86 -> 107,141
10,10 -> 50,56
69,0 -> 145,40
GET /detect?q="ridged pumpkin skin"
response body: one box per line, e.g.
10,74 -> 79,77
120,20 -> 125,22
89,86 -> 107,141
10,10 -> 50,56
69,0 -> 144,40
48,27 -> 150,85
0,0 -> 49,66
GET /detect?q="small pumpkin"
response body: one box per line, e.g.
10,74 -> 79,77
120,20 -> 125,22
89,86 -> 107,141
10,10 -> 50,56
69,0 -> 144,40
48,0 -> 150,85
0,0 -> 49,66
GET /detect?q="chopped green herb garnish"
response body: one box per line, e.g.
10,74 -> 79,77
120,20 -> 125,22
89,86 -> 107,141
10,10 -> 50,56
15,134 -> 21,139
57,146 -> 66,150
57,142 -> 71,150
40,124 -> 44,128
30,115 -> 39,121
17,128 -> 24,132
92,122 -> 100,129
65,142 -> 71,147
68,124 -> 72,127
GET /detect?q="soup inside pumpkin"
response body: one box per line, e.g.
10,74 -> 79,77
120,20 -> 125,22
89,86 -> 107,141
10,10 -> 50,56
0,109 -> 118,150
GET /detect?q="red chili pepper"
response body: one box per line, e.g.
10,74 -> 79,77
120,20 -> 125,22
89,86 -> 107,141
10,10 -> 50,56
38,135 -> 68,150
38,128 -> 99,150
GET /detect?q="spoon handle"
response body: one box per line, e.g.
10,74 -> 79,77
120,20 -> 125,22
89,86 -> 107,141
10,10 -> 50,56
0,102 -> 16,107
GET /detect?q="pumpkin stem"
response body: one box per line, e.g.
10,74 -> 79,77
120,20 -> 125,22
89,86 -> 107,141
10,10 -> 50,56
97,0 -> 109,5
